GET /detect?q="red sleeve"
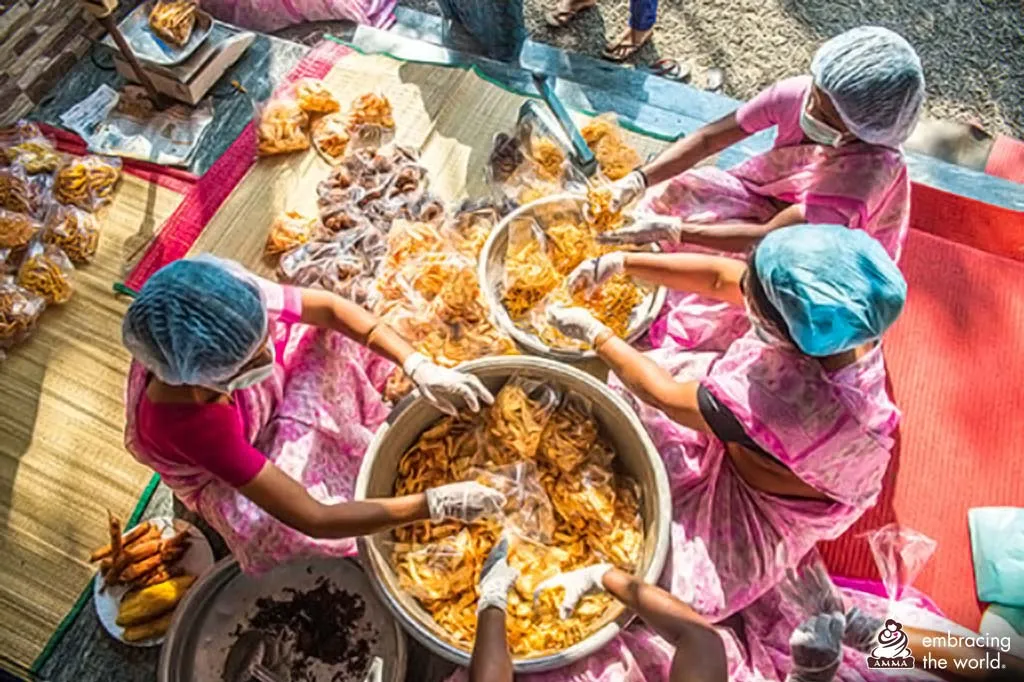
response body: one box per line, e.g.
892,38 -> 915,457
163,403 -> 268,487
736,76 -> 810,134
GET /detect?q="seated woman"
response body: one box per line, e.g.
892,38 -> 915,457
122,255 -> 504,573
536,225 -> 906,679
597,26 -> 923,352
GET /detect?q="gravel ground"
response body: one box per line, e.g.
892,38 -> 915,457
401,0 -> 1024,139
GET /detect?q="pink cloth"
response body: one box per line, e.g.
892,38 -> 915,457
201,0 -> 396,33
736,75 -> 812,149
124,278 -> 395,573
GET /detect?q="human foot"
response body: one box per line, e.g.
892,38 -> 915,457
544,0 -> 597,28
603,27 -> 653,62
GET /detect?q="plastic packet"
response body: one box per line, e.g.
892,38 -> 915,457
265,210 -> 318,257
17,240 -> 74,305
3,133 -> 62,175
293,78 -> 340,115
0,276 -> 46,359
485,375 -> 560,463
311,112 -> 351,164
538,393 -> 599,473
580,113 -> 642,181
471,462 -> 556,544
502,215 -> 558,319
0,166 -> 43,216
0,209 -> 42,250
442,201 -> 502,258
53,155 -> 122,211
486,132 -> 525,186
43,205 -> 101,264
862,523 -> 938,605
346,93 -> 396,150
391,527 -> 478,602
0,121 -> 44,149
256,98 -> 310,156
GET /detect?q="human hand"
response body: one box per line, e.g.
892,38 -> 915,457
779,564 -> 846,619
786,613 -> 845,682
596,215 -> 683,246
478,535 -> 521,613
566,253 -> 626,293
533,563 -> 614,619
607,170 -> 647,213
425,481 -> 506,523
842,606 -> 884,653
404,353 -> 494,416
546,306 -> 609,345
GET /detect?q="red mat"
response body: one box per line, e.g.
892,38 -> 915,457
821,227 -> 1024,628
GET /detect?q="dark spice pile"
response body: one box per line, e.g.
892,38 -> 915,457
235,577 -> 378,682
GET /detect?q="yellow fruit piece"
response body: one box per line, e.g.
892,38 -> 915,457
122,611 -> 174,642
116,575 -> 196,626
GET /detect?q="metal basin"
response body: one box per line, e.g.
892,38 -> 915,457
478,193 -> 667,361
354,356 -> 671,673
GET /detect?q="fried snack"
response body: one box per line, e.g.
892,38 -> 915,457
391,380 -> 642,655
347,93 -> 395,132
17,244 -> 73,305
0,168 -> 38,215
295,78 -> 340,114
502,226 -> 560,318
109,510 -> 123,560
116,575 -> 196,626
43,206 -> 100,264
133,564 -> 185,589
265,210 -> 317,257
530,137 -> 565,182
257,99 -> 310,156
54,156 -> 121,211
0,281 -> 45,353
580,117 -> 641,181
5,140 -> 61,174
585,185 -> 625,234
148,0 -> 197,46
311,113 -> 351,161
545,219 -> 598,276
90,521 -> 153,562
0,210 -> 40,249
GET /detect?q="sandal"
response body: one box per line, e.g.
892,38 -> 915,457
544,0 -> 596,28
602,28 -> 653,63
641,58 -> 690,82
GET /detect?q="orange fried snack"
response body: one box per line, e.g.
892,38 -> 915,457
530,137 -> 565,182
585,185 -> 625,234
295,78 -> 340,114
581,117 -> 641,181
347,93 -> 395,132
311,113 -> 351,161
0,211 -> 40,249
5,140 -> 61,174
53,156 -> 121,211
257,100 -> 310,156
502,225 -> 560,318
17,244 -> 74,305
148,0 -> 197,46
43,207 -> 101,264
265,210 -> 318,257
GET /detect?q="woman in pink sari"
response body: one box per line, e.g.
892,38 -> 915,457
121,254 -> 504,573
530,224 -> 908,681
598,26 -> 924,354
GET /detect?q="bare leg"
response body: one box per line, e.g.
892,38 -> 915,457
469,607 -> 514,682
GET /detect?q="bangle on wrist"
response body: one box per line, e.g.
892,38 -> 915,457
635,168 -> 649,188
365,322 -> 382,346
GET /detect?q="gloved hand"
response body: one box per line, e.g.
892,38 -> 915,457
596,215 -> 684,246
425,481 -> 506,523
478,535 -> 520,613
533,563 -> 613,619
546,306 -> 609,345
842,606 -> 884,653
566,253 -> 626,293
786,612 -> 845,682
404,353 -> 494,416
608,170 -> 648,213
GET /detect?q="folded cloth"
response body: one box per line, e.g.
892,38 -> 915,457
968,507 -> 1024,607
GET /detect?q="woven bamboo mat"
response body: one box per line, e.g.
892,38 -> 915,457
191,52 -> 667,269
0,175 -> 183,671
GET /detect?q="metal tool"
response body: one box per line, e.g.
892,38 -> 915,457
223,631 -> 288,682
530,73 -> 597,177
80,0 -> 166,107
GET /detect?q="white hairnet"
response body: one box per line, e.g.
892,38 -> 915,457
810,26 -> 925,147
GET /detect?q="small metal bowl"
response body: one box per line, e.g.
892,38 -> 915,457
478,193 -> 666,361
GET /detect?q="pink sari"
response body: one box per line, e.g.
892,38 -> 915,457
124,314 -> 394,574
646,141 -> 910,354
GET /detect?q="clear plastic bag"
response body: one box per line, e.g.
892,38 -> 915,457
256,98 -> 310,156
3,130 -> 62,175
43,205 -> 101,264
0,166 -> 44,216
293,78 -> 340,115
0,209 -> 42,250
264,210 -> 318,257
0,275 -> 46,359
538,393 -> 599,473
17,240 -> 74,305
345,93 -> 396,151
579,113 -> 642,182
53,155 -> 122,211
862,523 -> 938,604
471,461 -> 556,544
485,375 -> 560,463
392,527 -> 478,602
311,112 -> 351,164
502,215 -> 558,319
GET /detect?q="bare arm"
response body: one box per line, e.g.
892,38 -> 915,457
239,462 -> 430,538
673,203 -> 807,254
642,112 -> 750,187
623,252 -> 747,306
298,288 -> 416,366
601,568 -> 728,682
469,608 -> 514,682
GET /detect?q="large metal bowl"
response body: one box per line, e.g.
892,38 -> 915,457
354,356 -> 671,673
478,193 -> 667,361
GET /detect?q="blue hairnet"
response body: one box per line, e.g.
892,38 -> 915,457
810,26 -> 925,147
122,255 -> 267,385
754,225 -> 906,357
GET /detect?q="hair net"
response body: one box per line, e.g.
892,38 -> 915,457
753,224 -> 906,357
810,26 -> 925,147
122,255 -> 267,386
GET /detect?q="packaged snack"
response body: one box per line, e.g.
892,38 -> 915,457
0,277 -> 46,357
264,210 -> 318,257
148,0 -> 198,46
347,93 -> 395,132
256,99 -> 310,156
4,135 -> 62,175
0,209 -> 41,250
17,241 -> 74,305
43,205 -> 101,264
53,156 -> 122,211
0,167 -> 42,216
311,113 -> 351,163
294,78 -> 340,114
580,114 -> 642,181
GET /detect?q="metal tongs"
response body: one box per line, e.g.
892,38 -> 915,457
523,74 -> 598,179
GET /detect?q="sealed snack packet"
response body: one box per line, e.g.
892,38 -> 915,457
0,167 -> 43,216
264,210 -> 318,257
580,113 -> 642,181
346,93 -> 396,148
311,113 -> 351,164
3,130 -> 62,175
256,98 -> 310,156
53,156 -> 122,211
43,205 -> 101,264
0,276 -> 46,360
294,78 -> 340,115
0,209 -> 41,250
17,241 -> 74,305
486,376 -> 560,463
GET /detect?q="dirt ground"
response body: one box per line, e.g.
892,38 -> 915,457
400,0 -> 1024,139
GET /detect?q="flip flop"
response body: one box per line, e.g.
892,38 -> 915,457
544,0 -> 595,28
641,58 -> 690,82
705,67 -> 725,92
602,30 -> 652,63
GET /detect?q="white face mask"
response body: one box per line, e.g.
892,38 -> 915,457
745,300 -> 789,348
215,339 -> 275,393
800,92 -> 846,147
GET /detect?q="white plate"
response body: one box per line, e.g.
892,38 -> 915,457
94,516 -> 214,647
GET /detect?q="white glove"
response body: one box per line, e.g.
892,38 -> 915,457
425,481 -> 506,523
786,613 -> 845,682
533,563 -> 613,619
546,306 -> 609,345
404,353 -> 494,416
608,170 -> 648,213
566,253 -> 626,293
477,535 -> 520,613
596,215 -> 683,246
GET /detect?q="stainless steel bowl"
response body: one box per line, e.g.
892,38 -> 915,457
478,193 -> 667,361
354,356 -> 671,673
